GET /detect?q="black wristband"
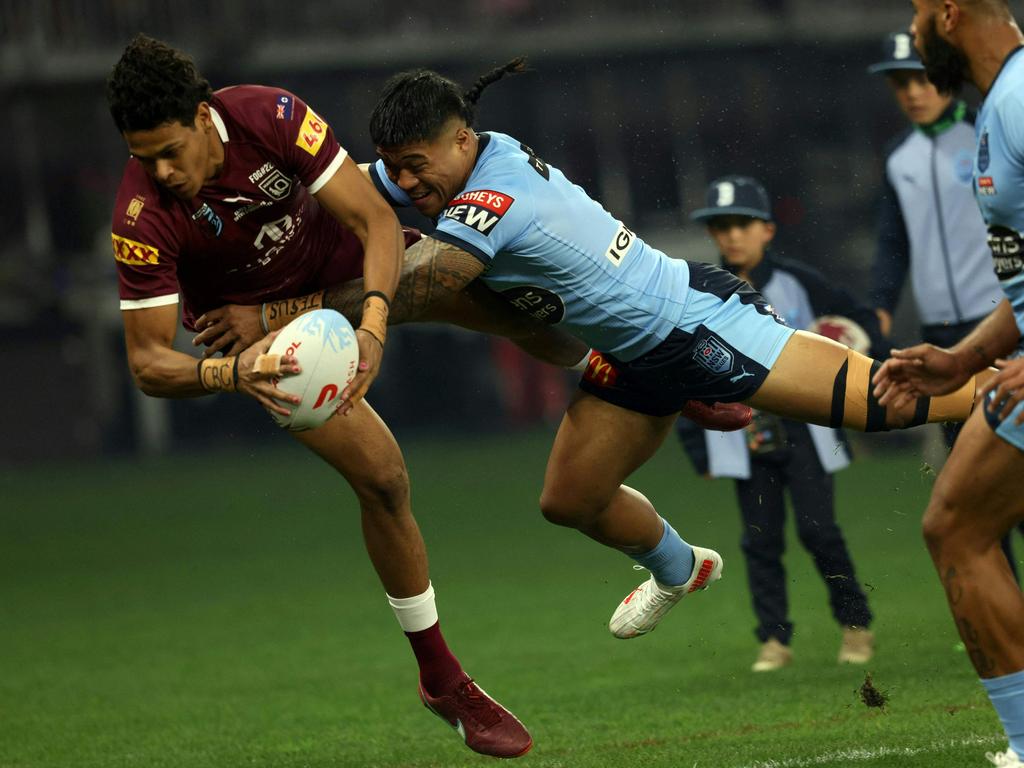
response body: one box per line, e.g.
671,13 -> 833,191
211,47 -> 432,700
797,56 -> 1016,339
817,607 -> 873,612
363,290 -> 391,309
231,355 -> 240,388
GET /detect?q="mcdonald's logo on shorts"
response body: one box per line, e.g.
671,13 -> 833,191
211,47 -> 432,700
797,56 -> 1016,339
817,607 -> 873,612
583,351 -> 619,387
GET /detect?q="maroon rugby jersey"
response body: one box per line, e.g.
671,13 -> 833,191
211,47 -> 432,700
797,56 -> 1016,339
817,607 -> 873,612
111,85 -> 365,330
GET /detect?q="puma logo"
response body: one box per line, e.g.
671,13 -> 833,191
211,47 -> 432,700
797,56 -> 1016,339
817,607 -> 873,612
729,366 -> 755,384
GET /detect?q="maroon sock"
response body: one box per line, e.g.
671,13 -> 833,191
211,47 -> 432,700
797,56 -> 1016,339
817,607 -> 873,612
405,621 -> 465,695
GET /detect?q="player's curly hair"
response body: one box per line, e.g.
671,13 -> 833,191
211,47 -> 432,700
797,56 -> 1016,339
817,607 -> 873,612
106,34 -> 213,133
369,58 -> 526,148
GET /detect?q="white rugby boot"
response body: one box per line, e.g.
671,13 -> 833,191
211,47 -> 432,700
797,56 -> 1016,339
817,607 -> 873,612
609,546 -> 723,639
986,748 -> 1024,767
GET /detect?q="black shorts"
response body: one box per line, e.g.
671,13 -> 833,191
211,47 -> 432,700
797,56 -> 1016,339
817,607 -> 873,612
577,262 -> 793,417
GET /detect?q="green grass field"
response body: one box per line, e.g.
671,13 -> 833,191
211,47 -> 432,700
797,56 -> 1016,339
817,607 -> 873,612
0,430 -> 1009,767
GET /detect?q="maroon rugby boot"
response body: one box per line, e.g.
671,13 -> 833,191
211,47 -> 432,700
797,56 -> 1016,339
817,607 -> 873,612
418,676 -> 533,758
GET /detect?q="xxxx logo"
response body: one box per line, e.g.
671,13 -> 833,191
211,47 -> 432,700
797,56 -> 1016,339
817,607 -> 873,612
583,351 -> 619,387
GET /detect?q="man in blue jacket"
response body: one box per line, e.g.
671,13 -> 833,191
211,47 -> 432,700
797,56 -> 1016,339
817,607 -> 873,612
868,31 -> 1019,581
679,176 -> 881,672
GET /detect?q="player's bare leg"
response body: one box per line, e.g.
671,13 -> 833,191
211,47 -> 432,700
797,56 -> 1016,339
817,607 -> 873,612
295,400 -> 531,758
923,410 -> 1024,675
541,393 -> 723,638
295,399 -> 425,597
747,331 -> 988,430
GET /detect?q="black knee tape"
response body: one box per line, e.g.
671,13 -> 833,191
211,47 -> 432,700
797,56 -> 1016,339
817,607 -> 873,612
830,360 -> 848,429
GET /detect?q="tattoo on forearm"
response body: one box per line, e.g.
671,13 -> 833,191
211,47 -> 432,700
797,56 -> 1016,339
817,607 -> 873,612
323,237 -> 481,326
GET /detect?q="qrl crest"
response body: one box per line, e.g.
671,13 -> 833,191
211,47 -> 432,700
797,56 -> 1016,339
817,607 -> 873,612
693,335 -> 734,375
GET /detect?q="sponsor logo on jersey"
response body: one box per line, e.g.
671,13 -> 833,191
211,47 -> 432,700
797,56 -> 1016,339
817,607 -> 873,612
111,233 -> 159,266
605,222 -> 635,267
978,131 -> 990,173
988,225 -> 1024,280
693,334 -> 734,376
442,190 -> 514,236
276,94 -> 294,120
501,285 -> 565,324
125,195 -> 145,225
296,106 -> 328,156
257,168 -> 293,201
978,176 -> 997,196
583,351 -> 619,387
191,203 -> 223,238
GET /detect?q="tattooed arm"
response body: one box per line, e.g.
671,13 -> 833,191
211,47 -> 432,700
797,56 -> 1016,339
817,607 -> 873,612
322,236 -> 486,324
192,236 -> 588,367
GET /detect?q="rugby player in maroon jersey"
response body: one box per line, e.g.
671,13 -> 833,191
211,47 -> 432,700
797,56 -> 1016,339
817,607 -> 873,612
107,34 -> 547,759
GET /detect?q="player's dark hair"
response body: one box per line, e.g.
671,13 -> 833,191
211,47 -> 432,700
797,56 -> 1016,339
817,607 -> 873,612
106,33 -> 213,133
369,58 -> 526,147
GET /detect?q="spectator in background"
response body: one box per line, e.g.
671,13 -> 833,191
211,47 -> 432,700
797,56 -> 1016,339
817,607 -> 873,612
678,176 -> 881,671
867,31 -> 1020,580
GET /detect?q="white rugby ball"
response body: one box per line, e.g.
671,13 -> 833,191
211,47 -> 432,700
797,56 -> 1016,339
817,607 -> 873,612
808,315 -> 871,355
267,309 -> 359,431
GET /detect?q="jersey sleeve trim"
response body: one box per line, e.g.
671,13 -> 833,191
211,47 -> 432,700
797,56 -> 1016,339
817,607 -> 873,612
429,229 -> 491,265
120,294 -> 179,310
371,159 -> 412,206
308,147 -> 348,195
210,107 -> 229,143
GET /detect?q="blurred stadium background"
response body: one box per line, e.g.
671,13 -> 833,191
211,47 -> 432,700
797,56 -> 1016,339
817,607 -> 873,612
4,4 -> 1018,766
3,0 -> 940,462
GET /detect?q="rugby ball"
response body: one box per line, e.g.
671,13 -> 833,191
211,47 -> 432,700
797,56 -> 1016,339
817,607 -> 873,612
267,309 -> 359,431
807,315 -> 871,355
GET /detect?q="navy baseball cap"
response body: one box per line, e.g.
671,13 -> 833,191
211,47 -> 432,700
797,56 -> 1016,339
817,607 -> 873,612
690,176 -> 772,222
867,32 -> 924,74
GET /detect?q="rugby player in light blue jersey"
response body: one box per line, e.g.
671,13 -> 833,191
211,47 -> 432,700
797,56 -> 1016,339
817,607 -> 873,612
198,62 -> 986,655
874,1 -> 1024,765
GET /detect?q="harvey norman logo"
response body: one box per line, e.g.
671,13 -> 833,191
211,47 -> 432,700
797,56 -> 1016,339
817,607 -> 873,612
442,190 -> 514,236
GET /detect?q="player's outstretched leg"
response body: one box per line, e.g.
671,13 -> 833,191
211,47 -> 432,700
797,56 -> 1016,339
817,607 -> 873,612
746,330 -> 984,431
295,400 -> 531,758
540,392 -> 722,639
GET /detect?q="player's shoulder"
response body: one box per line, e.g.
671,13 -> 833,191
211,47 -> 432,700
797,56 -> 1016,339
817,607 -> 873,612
211,84 -> 305,142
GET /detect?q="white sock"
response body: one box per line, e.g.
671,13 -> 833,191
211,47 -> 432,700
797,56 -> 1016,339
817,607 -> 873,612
387,582 -> 439,633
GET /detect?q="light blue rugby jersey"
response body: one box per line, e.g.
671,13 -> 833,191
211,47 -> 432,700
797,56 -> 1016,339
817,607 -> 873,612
372,132 -> 692,361
975,46 -> 1024,333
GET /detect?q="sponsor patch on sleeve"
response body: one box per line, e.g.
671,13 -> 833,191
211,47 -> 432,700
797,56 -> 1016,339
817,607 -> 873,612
441,190 -> 515,236
295,105 -> 328,156
275,94 -> 294,120
111,233 -> 160,266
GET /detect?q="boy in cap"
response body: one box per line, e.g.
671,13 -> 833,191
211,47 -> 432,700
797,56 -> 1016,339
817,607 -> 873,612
678,176 -> 882,671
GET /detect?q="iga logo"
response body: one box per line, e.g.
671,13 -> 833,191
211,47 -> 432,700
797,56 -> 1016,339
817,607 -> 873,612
693,334 -> 734,375
442,190 -> 514,236
605,222 -> 635,267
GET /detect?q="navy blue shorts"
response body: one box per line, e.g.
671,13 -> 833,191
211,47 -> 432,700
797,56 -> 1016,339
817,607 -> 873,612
578,261 -> 794,417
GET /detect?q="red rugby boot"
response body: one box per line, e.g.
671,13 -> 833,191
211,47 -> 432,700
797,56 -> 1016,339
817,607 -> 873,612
680,400 -> 753,431
418,676 -> 533,758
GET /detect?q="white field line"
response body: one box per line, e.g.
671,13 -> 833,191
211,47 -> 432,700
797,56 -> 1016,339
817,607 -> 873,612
733,733 -> 1006,768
